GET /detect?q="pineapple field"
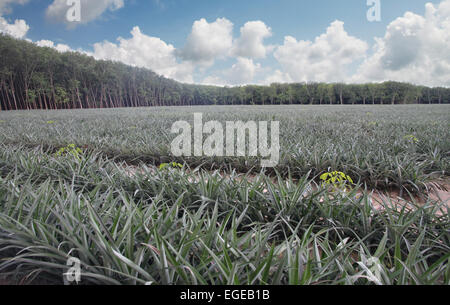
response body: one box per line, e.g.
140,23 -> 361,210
0,104 -> 448,285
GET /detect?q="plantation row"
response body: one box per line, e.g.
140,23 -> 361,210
1,34 -> 450,111
0,144 -> 448,285
0,105 -> 448,192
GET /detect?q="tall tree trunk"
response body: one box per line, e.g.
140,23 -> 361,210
76,86 -> 82,109
43,92 -> 49,110
2,81 -> 12,110
38,93 -> 43,109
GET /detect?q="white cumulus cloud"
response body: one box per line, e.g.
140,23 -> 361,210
273,20 -> 368,83
262,69 -> 293,85
91,26 -> 194,83
354,0 -> 450,86
178,18 -> 234,67
228,57 -> 261,84
0,16 -> 28,38
36,39 -> 71,52
203,57 -> 261,86
231,21 -> 273,59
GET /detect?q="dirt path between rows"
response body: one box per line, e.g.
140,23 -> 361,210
122,164 -> 450,213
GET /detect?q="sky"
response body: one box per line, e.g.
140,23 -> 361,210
0,0 -> 449,87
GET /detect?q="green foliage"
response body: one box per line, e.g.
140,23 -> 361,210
404,134 -> 419,144
320,171 -> 354,189
159,162 -> 183,170
54,86 -> 69,105
55,144 -> 83,160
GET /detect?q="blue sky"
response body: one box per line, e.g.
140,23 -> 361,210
1,0 -> 449,86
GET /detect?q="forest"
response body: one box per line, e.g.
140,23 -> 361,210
1,34 -> 449,111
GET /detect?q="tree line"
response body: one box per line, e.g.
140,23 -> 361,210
0,34 -> 449,111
